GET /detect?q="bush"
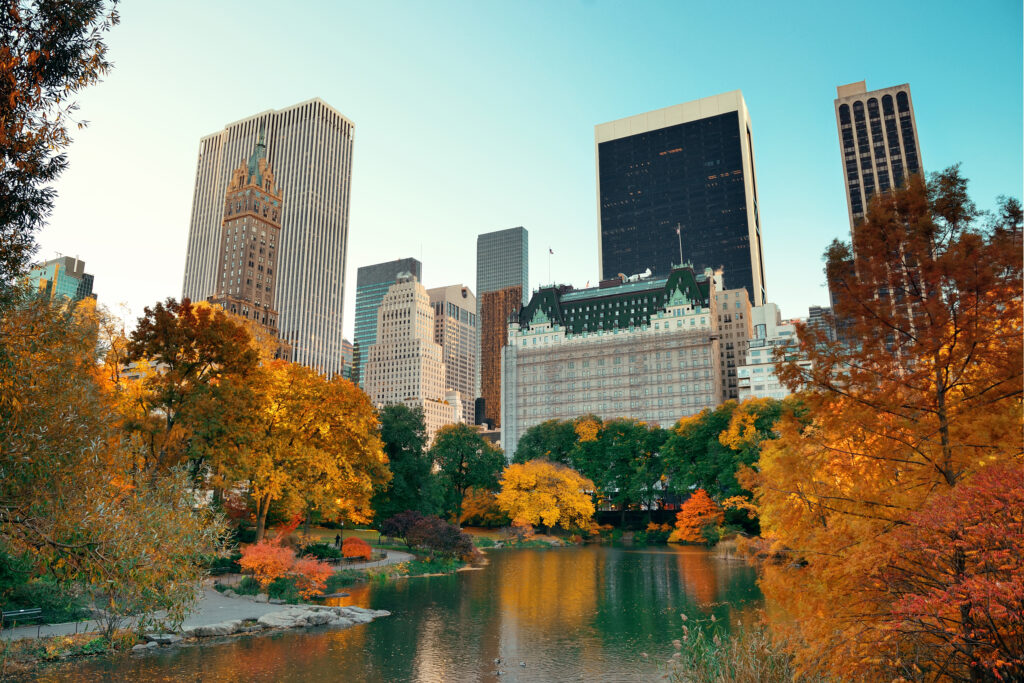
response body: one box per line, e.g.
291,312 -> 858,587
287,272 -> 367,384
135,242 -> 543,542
325,569 -> 365,593
405,516 -> 476,560
266,577 -> 301,603
230,525 -> 257,544
473,537 -> 496,548
239,540 -> 332,598
378,510 -> 426,547
404,557 -> 461,575
235,576 -> 261,595
4,577 -> 90,624
205,551 -> 242,573
342,537 -> 372,560
302,543 -> 342,560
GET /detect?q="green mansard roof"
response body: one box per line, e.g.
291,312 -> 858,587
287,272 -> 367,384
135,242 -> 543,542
517,266 -> 711,335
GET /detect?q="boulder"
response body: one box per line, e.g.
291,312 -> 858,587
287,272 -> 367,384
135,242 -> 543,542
190,620 -> 242,637
132,642 -> 158,652
253,594 -> 269,603
268,598 -> 285,605
222,589 -> 238,598
144,632 -> 182,645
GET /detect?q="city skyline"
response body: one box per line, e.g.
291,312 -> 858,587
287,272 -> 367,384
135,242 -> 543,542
34,1 -> 1022,340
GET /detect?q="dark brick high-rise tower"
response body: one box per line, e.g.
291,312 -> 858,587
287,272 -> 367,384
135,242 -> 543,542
209,129 -> 284,346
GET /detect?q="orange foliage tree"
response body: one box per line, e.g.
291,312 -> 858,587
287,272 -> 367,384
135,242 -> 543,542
342,537 -> 372,560
749,168 -> 1023,678
668,489 -> 724,544
239,521 -> 332,599
496,459 -> 596,532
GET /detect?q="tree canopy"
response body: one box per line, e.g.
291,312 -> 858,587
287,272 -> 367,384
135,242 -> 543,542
496,459 -> 595,531
430,424 -> 504,523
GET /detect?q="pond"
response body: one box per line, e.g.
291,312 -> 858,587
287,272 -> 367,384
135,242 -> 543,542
38,546 -> 761,682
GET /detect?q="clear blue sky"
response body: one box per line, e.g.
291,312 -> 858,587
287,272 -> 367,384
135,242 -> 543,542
40,0 -> 1023,336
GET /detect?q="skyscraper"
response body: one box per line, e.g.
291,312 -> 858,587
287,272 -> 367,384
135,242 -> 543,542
364,273 -> 456,443
595,91 -> 766,305
207,131 -> 284,343
28,256 -> 95,302
834,81 -> 922,230
353,258 -> 423,387
476,227 -> 528,425
182,98 -> 354,376
427,284 -> 477,425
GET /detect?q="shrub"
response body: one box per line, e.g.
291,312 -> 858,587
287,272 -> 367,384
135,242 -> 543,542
302,542 -> 342,560
239,538 -> 331,598
266,577 -> 301,603
235,576 -> 261,595
325,569 -> 365,593
459,488 -> 510,527
342,537 -> 372,560
378,510 -> 426,547
473,537 -> 496,548
405,516 -> 476,560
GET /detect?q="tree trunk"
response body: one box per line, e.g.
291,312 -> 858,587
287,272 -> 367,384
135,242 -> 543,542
255,495 -> 271,542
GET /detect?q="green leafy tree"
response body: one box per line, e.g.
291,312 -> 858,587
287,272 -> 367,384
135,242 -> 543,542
371,404 -> 441,521
0,0 -> 119,303
662,403 -> 739,498
512,419 -> 578,464
430,424 -> 504,524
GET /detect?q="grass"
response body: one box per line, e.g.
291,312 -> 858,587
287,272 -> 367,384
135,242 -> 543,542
1,631 -> 137,677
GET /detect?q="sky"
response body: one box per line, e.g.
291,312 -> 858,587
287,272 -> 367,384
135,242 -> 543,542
39,0 -> 1023,338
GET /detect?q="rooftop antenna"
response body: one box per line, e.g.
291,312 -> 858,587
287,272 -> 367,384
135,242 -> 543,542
675,223 -> 683,268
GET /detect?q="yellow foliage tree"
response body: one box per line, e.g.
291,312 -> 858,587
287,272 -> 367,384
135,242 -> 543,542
496,460 -> 596,531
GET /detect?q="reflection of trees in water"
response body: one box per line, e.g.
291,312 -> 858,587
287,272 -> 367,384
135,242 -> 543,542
499,548 -> 600,628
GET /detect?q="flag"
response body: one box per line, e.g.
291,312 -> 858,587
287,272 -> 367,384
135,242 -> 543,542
549,248 -> 554,254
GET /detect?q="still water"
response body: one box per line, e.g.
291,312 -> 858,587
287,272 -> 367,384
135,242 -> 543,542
39,546 -> 760,682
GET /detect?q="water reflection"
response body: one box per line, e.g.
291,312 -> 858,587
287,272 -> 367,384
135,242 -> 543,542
38,546 -> 760,682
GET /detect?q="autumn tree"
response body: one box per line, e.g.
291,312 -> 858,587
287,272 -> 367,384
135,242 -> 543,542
370,404 -> 440,522
123,298 -> 262,478
496,460 -> 596,532
430,424 -> 504,524
0,0 -> 119,304
879,461 -> 1024,682
233,360 -> 390,541
668,489 -> 724,545
0,296 -> 224,634
750,169 -> 1023,678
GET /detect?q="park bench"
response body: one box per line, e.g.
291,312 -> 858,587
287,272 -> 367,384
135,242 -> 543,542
2,607 -> 43,636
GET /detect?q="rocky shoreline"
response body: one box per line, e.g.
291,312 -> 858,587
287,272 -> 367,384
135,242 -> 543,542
132,604 -> 390,652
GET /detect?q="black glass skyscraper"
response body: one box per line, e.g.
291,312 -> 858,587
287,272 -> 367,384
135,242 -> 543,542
595,91 -> 766,305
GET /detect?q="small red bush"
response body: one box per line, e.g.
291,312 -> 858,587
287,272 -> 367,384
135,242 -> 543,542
342,537 -> 372,560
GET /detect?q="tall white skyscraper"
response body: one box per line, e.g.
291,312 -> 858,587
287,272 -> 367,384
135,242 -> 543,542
427,284 -> 477,425
182,98 -> 354,376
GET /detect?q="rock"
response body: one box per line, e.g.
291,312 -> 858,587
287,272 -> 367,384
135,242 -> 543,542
254,594 -> 269,603
222,589 -> 238,598
191,620 -> 242,637
144,632 -> 181,645
132,643 -> 155,652
268,598 -> 285,605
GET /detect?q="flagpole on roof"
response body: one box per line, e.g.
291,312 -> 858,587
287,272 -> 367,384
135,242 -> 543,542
676,223 -> 683,268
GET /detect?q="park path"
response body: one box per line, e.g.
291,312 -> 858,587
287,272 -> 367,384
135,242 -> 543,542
1,549 -> 413,642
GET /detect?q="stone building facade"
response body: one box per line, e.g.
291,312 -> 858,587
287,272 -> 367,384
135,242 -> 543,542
714,286 -> 752,402
501,266 -> 723,459
427,284 -> 477,425
364,273 -> 457,442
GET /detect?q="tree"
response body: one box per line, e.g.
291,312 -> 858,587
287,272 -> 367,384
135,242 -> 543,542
370,404 -> 439,521
880,461 -> 1024,682
235,360 -> 390,541
378,510 -> 426,548
0,0 -> 119,303
404,516 -> 475,560
341,537 -> 372,561
668,489 -> 724,545
496,460 -> 595,532
512,419 -> 578,464
123,298 -> 261,478
430,424 -> 504,523
662,403 -> 738,499
239,531 -> 332,599
568,418 -> 666,525
750,169 -> 1023,679
0,297 -> 224,636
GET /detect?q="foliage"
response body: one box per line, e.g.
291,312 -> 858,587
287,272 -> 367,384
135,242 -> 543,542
458,488 -> 510,527
513,419 -> 579,464
121,298 -> 262,478
751,168 -> 1023,679
639,522 -> 672,545
342,537 -> 372,561
239,534 -> 332,599
266,576 -> 301,603
325,569 -> 365,592
878,461 -> 1024,681
378,511 -> 427,547
430,424 -> 505,522
404,516 -> 476,560
669,490 -> 724,545
301,543 -> 341,561
235,576 -> 261,596
577,419 -> 667,522
473,536 -> 496,548
496,459 -> 596,531
370,404 -> 440,521
229,359 -> 390,541
0,0 -> 119,302
403,556 -> 462,576
2,576 -> 90,624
